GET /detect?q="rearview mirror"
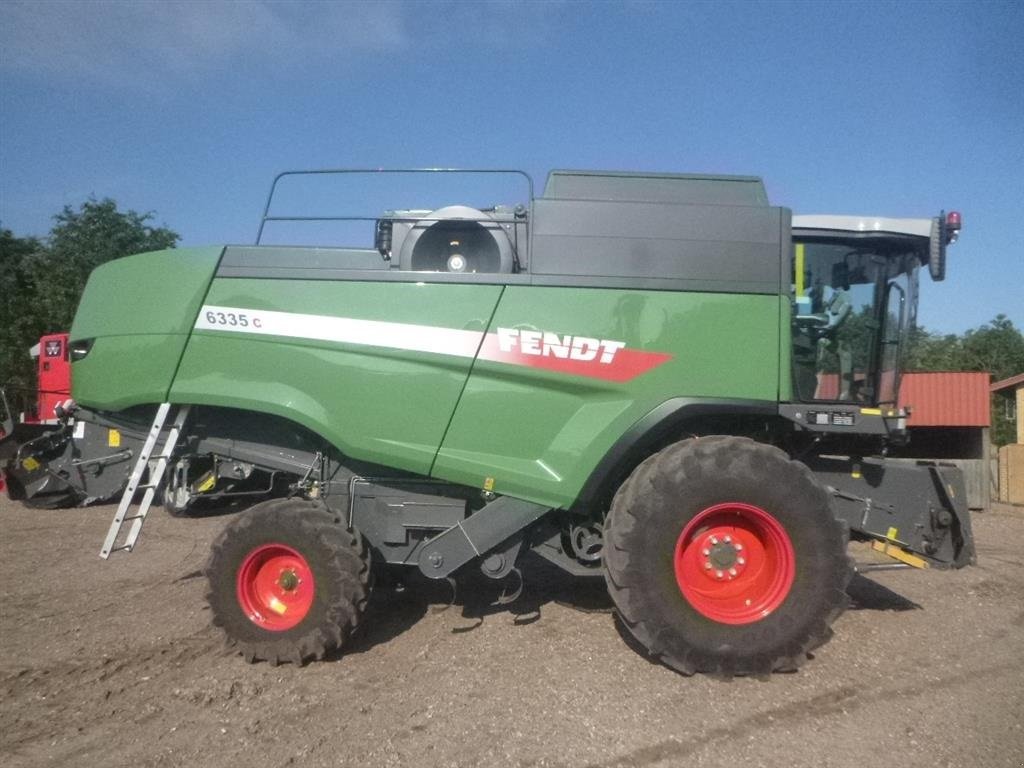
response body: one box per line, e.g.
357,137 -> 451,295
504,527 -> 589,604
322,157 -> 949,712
928,210 -> 961,281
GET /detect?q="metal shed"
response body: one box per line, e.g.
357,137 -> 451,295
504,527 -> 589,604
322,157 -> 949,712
893,372 -> 992,510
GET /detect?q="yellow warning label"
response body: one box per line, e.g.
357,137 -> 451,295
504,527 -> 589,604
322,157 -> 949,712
269,597 -> 287,615
860,408 -> 882,416
886,526 -> 899,540
22,456 -> 40,471
107,429 -> 121,448
195,472 -> 217,493
483,477 -> 495,492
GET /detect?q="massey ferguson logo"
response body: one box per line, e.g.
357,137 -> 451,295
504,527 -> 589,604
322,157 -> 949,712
480,326 -> 672,382
495,327 -> 625,364
45,340 -> 63,357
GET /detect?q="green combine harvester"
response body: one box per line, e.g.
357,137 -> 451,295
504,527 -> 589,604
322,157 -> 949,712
3,169 -> 971,675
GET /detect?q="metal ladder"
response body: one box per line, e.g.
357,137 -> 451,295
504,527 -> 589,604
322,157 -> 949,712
100,403 -> 190,558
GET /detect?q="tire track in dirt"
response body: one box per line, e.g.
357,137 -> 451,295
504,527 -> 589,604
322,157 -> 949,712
576,659 -> 1021,768
0,630 -> 223,752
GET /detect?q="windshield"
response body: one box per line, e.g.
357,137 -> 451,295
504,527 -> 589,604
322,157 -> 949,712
791,236 -> 920,405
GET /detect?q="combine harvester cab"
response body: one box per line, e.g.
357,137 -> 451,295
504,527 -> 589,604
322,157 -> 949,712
19,168 -> 972,675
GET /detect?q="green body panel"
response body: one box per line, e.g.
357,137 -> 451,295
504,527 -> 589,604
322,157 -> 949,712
434,287 -> 780,507
170,279 -> 502,475
778,295 -> 794,402
69,249 -> 782,507
70,247 -> 224,409
73,334 -> 195,411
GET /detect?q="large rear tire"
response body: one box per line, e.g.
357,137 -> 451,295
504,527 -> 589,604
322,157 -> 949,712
205,498 -> 371,665
603,436 -> 851,676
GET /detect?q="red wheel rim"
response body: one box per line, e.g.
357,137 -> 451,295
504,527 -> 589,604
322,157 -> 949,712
674,502 -> 795,625
236,543 -> 315,631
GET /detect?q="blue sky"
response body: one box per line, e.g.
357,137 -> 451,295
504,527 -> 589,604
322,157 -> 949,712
1,0 -> 1021,335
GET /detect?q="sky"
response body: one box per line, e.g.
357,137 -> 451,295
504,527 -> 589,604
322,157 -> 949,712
1,0 -> 1021,335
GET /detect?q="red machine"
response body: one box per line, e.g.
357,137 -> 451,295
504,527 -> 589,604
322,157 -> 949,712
32,332 -> 72,423
1,333 -> 71,495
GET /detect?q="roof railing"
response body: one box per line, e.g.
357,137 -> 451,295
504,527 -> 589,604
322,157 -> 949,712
256,168 -> 534,245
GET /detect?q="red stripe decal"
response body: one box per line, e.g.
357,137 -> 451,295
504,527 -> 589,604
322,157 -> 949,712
477,331 -> 672,382
196,306 -> 673,383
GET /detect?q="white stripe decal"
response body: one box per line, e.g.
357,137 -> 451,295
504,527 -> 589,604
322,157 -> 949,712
194,305 -> 483,359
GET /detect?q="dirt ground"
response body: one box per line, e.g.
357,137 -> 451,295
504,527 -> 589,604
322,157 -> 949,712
1,495 -> 1022,768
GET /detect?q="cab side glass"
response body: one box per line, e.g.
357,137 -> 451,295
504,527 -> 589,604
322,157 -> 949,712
791,240 -> 884,404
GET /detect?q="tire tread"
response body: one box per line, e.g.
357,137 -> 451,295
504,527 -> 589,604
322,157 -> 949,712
205,498 -> 371,665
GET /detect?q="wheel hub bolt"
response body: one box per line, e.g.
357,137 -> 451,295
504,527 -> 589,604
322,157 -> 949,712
278,570 -> 299,591
698,533 -> 750,581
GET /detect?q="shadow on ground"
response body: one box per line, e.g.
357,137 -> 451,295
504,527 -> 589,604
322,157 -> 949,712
335,552 -> 611,659
845,573 -> 922,611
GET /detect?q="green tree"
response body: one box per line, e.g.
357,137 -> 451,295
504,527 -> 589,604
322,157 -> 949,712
0,229 -> 49,395
903,326 -> 963,372
961,316 -> 1024,446
0,200 -> 179,400
959,315 -> 1024,383
38,199 -> 179,332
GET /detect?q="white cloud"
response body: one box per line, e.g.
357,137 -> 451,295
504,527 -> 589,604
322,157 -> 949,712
0,0 -> 409,87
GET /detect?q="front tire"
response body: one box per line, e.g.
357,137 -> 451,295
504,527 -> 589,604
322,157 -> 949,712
603,436 -> 851,676
205,498 -> 371,665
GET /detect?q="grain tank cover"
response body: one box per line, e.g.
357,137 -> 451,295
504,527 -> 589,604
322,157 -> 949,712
531,170 -> 786,293
542,170 -> 769,206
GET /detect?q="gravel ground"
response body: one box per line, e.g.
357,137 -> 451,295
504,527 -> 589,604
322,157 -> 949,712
1,495 -> 1022,768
